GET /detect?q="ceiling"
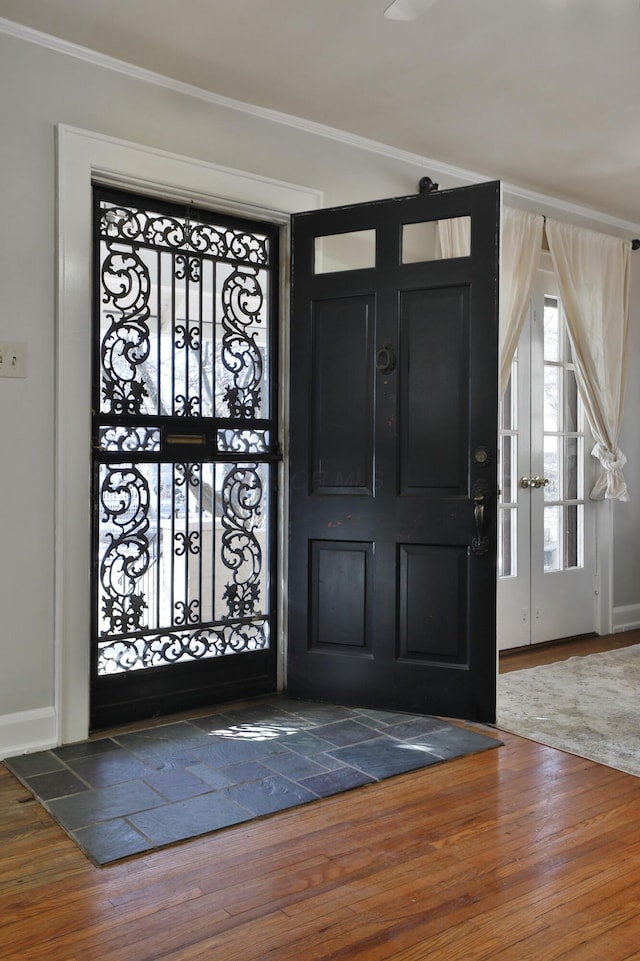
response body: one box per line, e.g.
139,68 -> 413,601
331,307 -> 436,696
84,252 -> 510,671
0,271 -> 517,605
2,0 -> 640,225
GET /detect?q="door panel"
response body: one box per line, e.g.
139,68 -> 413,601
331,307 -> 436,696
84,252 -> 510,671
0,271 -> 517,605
400,286 -> 469,492
288,183 -> 501,723
310,540 -> 373,651
398,545 -> 468,662
311,297 -> 374,493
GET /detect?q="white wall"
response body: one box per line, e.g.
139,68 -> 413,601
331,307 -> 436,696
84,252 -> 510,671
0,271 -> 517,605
1,26 -> 638,756
612,263 -> 640,627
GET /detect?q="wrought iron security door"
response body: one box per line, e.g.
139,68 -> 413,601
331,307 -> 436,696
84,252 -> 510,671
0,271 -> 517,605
91,186 -> 279,728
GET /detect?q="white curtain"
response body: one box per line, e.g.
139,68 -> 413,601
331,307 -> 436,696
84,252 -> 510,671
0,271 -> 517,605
546,218 -> 631,501
499,207 -> 544,397
437,216 -> 470,259
439,208 -> 543,397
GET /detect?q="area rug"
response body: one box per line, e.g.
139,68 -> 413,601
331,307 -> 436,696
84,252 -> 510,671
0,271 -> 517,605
497,644 -> 640,777
3,696 -> 501,866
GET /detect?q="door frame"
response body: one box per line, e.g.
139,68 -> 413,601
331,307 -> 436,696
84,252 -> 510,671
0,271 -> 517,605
56,125 -> 321,745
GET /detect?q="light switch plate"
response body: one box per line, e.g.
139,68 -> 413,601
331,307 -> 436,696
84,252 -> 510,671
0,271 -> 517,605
0,342 -> 27,378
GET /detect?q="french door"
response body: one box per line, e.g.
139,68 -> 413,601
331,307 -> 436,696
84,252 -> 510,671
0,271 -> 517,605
91,186 -> 279,728
497,263 -> 596,650
288,182 -> 501,723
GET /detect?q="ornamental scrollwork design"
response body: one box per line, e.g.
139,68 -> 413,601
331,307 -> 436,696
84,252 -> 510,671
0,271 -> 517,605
217,429 -> 269,454
174,599 -> 201,626
174,254 -> 201,283
100,204 -> 269,265
220,268 -> 265,418
174,323 -> 201,352
174,530 -> 200,557
97,621 -> 269,674
98,466 -> 150,635
175,463 -> 201,489
98,427 -> 161,453
221,465 -> 263,619
175,393 -> 200,417
99,249 -> 151,415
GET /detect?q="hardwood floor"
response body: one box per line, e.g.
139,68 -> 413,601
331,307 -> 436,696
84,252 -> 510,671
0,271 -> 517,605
499,628 -> 640,673
3,725 -> 640,960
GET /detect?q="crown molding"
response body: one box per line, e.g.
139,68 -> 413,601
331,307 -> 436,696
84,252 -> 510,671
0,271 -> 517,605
502,182 -> 640,237
2,16 -> 640,236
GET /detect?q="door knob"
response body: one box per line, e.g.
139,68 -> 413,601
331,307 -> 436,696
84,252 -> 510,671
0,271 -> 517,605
520,476 -> 549,489
531,476 -> 549,489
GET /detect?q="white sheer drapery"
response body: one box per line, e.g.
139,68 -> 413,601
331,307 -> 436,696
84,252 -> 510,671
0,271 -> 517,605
499,207 -> 544,397
437,216 -> 470,259
439,208 -> 543,398
546,218 -> 631,501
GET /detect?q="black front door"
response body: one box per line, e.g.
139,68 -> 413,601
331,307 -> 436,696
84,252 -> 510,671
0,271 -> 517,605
288,181 -> 500,723
91,187 -> 279,729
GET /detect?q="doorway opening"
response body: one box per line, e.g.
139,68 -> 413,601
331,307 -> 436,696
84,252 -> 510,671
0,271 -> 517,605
91,186 -> 280,729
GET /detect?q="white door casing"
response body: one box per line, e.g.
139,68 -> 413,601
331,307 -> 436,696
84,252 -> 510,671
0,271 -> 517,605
56,125 -> 321,744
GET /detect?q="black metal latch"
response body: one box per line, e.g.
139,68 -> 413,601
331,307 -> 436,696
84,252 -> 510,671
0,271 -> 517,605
471,478 -> 491,556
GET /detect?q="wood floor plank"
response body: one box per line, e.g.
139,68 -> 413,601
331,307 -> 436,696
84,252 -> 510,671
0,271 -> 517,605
3,723 -> 640,961
499,628 -> 640,672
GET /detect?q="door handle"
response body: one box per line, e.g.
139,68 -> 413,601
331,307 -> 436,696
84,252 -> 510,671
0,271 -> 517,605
471,479 -> 491,556
520,476 -> 549,489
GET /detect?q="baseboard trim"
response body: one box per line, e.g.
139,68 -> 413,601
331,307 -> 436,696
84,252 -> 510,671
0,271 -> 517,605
612,605 -> 640,634
0,707 -> 57,761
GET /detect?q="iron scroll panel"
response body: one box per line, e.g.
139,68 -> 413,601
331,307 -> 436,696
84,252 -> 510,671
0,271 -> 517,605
92,187 -> 279,677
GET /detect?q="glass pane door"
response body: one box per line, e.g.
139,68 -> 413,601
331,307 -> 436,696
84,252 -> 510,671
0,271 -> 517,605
497,266 -> 596,650
540,294 -> 584,574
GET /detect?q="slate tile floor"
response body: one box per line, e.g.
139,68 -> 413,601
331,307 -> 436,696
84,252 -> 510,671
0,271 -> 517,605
4,697 -> 501,866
